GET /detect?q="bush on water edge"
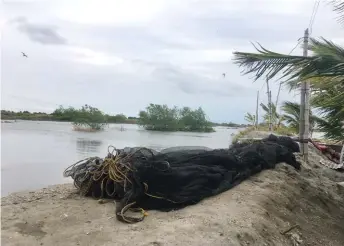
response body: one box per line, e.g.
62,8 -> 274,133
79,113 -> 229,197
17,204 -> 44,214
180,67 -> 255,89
138,104 -> 215,133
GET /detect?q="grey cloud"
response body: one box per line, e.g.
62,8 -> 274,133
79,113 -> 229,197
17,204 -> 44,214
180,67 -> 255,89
11,17 -> 67,45
160,13 -> 308,47
64,23 -> 196,60
3,0 -> 342,123
151,65 -> 255,97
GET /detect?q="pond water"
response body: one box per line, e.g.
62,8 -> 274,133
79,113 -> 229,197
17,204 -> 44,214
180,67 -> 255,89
1,121 -> 240,196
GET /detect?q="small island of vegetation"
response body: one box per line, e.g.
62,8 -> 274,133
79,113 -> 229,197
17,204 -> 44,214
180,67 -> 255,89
138,104 -> 214,132
56,104 -> 108,131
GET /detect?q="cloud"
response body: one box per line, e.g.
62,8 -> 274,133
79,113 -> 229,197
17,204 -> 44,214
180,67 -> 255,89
10,17 -> 67,45
56,0 -> 167,25
66,47 -> 124,66
151,65 -> 256,97
1,0 -> 343,123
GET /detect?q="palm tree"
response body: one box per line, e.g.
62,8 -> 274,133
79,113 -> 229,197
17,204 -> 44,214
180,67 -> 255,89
281,101 -> 317,135
232,0 -> 344,162
311,88 -> 344,141
244,112 -> 256,126
259,102 -> 283,128
233,38 -> 344,140
232,0 -> 344,141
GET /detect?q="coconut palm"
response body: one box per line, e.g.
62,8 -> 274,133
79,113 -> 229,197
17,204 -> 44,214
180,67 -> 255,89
281,101 -> 318,135
259,102 -> 283,128
232,0 -> 344,143
244,112 -> 256,126
311,88 -> 344,141
233,38 -> 344,140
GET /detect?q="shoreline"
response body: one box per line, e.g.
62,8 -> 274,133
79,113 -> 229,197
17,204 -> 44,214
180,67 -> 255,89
2,131 -> 344,246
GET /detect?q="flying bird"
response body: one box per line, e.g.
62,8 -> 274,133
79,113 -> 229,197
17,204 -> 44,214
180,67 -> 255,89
21,52 -> 28,58
222,73 -> 226,78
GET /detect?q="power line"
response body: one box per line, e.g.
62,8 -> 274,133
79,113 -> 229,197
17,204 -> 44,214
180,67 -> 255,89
309,0 -> 317,28
288,39 -> 303,55
309,0 -> 320,35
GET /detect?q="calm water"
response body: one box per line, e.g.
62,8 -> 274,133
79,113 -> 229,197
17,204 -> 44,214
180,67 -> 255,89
1,121 -> 240,196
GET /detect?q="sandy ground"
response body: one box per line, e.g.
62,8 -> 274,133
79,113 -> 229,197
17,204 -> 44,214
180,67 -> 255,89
2,135 -> 344,246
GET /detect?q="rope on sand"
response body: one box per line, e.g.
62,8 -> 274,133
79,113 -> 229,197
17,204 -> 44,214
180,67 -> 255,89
63,146 -> 171,223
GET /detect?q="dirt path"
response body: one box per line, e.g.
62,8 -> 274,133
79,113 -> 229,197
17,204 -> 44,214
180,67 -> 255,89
2,144 -> 344,246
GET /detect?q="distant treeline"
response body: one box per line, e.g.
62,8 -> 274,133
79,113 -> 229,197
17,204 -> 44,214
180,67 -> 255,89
212,122 -> 249,128
1,106 -> 248,130
1,109 -> 138,124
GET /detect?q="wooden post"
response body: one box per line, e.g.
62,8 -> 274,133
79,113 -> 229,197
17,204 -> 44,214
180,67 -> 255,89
255,91 -> 259,129
300,28 -> 309,161
266,78 -> 272,132
275,82 -> 282,107
269,90 -> 272,131
340,122 -> 344,165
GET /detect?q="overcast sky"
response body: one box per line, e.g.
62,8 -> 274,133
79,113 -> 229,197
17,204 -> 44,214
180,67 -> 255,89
1,0 -> 342,123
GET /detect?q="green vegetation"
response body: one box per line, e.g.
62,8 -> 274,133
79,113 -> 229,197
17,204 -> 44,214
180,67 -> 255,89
2,104 -> 247,133
231,127 -> 256,144
211,122 -> 248,128
52,105 -> 108,131
72,105 -> 107,131
1,107 -> 137,124
311,87 -> 344,141
138,104 -> 214,132
281,101 -> 318,135
259,102 -> 284,128
1,110 -> 54,121
231,124 -> 295,144
233,1 -> 344,142
244,113 -> 256,126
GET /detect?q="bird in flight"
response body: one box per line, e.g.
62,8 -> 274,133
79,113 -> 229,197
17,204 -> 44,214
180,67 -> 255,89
222,73 -> 226,78
21,52 -> 28,58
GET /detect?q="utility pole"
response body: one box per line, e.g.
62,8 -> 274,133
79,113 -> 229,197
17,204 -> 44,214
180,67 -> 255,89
300,28 -> 309,161
266,78 -> 272,132
269,90 -> 273,131
275,82 -> 282,107
341,121 -> 344,165
255,90 -> 259,129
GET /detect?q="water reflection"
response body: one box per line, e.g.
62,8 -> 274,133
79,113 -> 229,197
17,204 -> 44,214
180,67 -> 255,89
76,138 -> 102,155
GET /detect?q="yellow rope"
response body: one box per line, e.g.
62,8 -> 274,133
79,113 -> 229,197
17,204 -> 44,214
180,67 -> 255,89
118,201 -> 146,223
82,147 -> 178,223
143,182 -> 179,204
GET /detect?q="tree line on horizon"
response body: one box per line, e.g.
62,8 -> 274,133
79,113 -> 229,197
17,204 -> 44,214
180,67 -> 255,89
1,104 -> 248,132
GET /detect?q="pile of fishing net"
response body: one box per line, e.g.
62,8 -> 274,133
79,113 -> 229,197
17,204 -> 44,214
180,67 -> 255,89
63,134 -> 301,223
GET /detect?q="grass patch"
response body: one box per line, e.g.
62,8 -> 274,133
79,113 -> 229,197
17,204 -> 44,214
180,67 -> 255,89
231,127 -> 256,144
231,126 -> 296,144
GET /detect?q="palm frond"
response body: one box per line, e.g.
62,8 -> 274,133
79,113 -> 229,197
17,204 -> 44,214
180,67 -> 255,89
244,112 -> 256,125
281,101 -> 317,134
233,43 -> 311,81
233,38 -> 344,82
329,0 -> 344,26
282,79 -> 300,91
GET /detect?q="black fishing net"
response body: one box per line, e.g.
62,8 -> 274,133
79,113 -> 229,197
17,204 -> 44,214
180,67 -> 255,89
63,134 -> 301,223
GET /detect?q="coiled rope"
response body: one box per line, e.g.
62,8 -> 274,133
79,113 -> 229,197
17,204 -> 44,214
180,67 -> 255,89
63,146 -> 174,223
